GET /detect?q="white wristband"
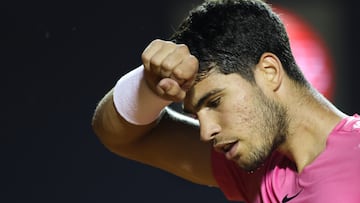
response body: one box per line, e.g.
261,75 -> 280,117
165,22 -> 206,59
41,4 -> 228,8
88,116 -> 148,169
113,65 -> 172,125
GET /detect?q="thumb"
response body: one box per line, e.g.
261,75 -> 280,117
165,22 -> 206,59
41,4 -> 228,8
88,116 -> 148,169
157,78 -> 186,101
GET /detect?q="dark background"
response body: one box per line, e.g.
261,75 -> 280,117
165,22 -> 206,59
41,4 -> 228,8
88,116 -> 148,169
3,0 -> 359,202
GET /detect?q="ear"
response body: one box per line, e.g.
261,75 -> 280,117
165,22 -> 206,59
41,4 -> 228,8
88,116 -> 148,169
254,52 -> 283,92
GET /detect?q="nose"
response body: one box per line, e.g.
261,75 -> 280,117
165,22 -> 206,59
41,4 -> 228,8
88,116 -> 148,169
197,110 -> 221,143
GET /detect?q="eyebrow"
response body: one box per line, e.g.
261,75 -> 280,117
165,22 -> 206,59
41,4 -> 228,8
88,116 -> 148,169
183,88 -> 224,114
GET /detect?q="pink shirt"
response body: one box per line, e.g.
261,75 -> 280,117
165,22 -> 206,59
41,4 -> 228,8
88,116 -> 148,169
211,114 -> 360,202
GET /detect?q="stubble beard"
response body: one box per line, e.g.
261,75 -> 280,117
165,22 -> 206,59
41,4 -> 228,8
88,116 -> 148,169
240,90 -> 289,172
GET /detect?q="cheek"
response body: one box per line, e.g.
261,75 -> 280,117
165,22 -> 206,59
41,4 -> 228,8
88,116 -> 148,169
233,98 -> 257,123
221,101 -> 255,132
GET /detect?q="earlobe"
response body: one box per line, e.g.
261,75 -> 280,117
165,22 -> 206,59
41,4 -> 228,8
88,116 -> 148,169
256,52 -> 283,91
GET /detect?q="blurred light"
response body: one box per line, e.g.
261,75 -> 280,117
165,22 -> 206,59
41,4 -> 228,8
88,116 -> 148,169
273,5 -> 335,100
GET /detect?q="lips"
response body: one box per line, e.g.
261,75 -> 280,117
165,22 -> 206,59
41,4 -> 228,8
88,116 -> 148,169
214,140 -> 239,157
222,143 -> 233,153
225,141 -> 240,160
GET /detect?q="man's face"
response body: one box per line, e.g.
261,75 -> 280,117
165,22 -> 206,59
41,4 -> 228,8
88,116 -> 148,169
184,71 -> 288,172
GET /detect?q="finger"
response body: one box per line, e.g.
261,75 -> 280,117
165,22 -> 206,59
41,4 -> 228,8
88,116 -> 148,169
147,42 -> 177,76
160,47 -> 185,78
161,44 -> 190,73
172,54 -> 198,80
141,39 -> 164,71
171,55 -> 198,89
157,78 -> 186,101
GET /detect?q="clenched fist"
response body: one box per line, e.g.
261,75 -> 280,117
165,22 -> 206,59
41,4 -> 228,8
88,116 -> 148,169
141,39 -> 199,102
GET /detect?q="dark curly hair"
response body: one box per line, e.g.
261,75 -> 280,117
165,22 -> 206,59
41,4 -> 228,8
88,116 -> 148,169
170,0 -> 307,86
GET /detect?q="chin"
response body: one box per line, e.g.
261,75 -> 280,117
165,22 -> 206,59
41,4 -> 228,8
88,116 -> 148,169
236,156 -> 265,173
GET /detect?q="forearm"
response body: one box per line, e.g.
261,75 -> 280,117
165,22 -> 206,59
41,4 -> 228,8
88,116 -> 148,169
91,89 -> 157,149
91,40 -> 216,187
92,64 -> 174,147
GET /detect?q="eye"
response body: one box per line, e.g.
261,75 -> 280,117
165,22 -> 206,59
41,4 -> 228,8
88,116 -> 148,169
207,97 -> 221,108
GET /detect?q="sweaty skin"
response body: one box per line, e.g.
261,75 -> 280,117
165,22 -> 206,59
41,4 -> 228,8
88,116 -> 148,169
92,39 -> 346,195
184,71 -> 288,172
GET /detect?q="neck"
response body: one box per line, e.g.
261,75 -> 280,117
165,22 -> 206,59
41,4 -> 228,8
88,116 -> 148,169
277,86 -> 347,173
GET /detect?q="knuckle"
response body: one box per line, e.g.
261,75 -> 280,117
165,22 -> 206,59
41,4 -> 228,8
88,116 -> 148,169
150,56 -> 162,68
164,40 -> 176,47
184,55 -> 199,70
161,61 -> 173,71
151,39 -> 164,46
162,42 -> 177,52
176,44 -> 190,53
188,55 -> 199,65
141,52 -> 150,64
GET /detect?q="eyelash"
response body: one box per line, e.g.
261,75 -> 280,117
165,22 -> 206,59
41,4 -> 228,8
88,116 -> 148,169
207,97 -> 221,108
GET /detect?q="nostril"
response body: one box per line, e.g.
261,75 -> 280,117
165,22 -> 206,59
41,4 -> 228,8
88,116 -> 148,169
211,139 -> 217,146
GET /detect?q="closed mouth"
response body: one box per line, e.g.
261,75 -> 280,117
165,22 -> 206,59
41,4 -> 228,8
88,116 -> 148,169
214,140 -> 238,154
